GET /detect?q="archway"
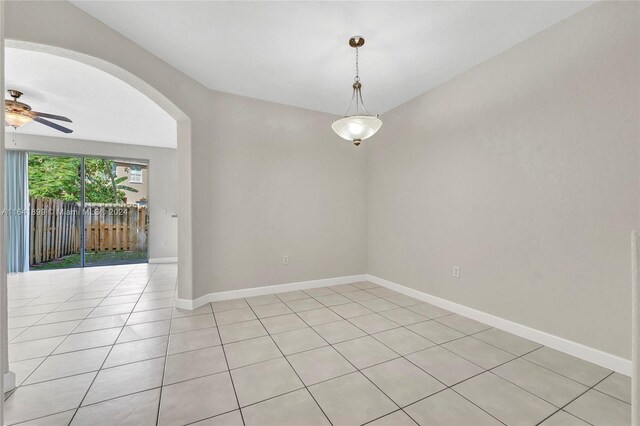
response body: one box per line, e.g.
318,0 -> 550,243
0,40 -> 195,402
3,39 -> 193,298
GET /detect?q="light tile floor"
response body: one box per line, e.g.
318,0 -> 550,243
4,265 -> 632,425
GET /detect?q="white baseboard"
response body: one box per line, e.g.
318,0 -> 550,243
174,274 -> 368,310
367,274 -> 632,376
148,257 -> 178,264
4,371 -> 16,392
172,270 -> 631,375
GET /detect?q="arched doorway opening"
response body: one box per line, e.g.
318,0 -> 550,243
1,40 -> 193,399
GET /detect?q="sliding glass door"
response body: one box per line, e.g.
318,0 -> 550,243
26,152 -> 149,270
27,153 -> 83,270
83,157 -> 148,267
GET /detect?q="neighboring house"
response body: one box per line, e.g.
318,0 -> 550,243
114,160 -> 148,205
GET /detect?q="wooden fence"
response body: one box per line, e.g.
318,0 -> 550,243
29,197 -> 148,265
29,197 -> 81,265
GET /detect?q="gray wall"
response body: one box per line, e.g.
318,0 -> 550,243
367,1 -> 640,359
191,91 -> 367,298
5,133 -> 178,261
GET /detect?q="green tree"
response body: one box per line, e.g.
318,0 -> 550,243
28,155 -> 138,203
28,155 -> 81,201
84,158 -> 138,203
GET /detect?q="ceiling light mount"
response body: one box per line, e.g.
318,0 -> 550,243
8,90 -> 24,101
348,36 -> 365,48
332,35 -> 382,146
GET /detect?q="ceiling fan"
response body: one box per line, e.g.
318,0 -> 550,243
4,89 -> 73,133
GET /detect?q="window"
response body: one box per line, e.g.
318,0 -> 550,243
130,165 -> 143,183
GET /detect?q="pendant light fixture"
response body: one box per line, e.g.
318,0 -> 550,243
332,36 -> 382,146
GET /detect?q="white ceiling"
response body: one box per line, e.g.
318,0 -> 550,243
5,47 -> 176,148
72,1 -> 594,115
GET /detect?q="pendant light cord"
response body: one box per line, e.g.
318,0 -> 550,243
354,47 -> 360,83
342,43 -> 372,117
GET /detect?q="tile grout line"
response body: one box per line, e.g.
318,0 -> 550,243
183,408 -> 240,426
586,384 -> 633,406
287,286 -> 446,424
321,285 -> 503,425
4,266 -> 146,411
516,350 -> 619,393
323,285 -> 621,422
8,297 -> 182,349
16,353 -> 168,388
352,287 -> 573,424
534,372 -> 614,426
354,287 -> 543,424
306,285 -> 480,424
341,284 -> 491,424
5,266 -> 136,399
290,285 -> 561,424
7,268 -> 119,342
153,278 -> 180,426
241,297 -> 335,426
238,284 -> 503,424
67,264 -> 160,425
9,386 -> 164,426
7,313 -> 176,364
18,324 -> 246,391
211,303 -> 247,426
304,286 -> 431,425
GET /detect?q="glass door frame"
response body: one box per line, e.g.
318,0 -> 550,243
26,150 -> 150,269
80,157 -> 86,267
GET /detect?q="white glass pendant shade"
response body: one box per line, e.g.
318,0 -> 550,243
332,36 -> 382,146
332,115 -> 382,145
5,111 -> 32,128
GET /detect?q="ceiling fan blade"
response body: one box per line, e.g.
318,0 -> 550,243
31,111 -> 72,122
33,116 -> 73,133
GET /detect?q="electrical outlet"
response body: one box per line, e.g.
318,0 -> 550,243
283,255 -> 289,265
452,266 -> 460,278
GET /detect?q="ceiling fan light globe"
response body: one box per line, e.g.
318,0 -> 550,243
331,115 -> 382,143
5,111 -> 33,128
